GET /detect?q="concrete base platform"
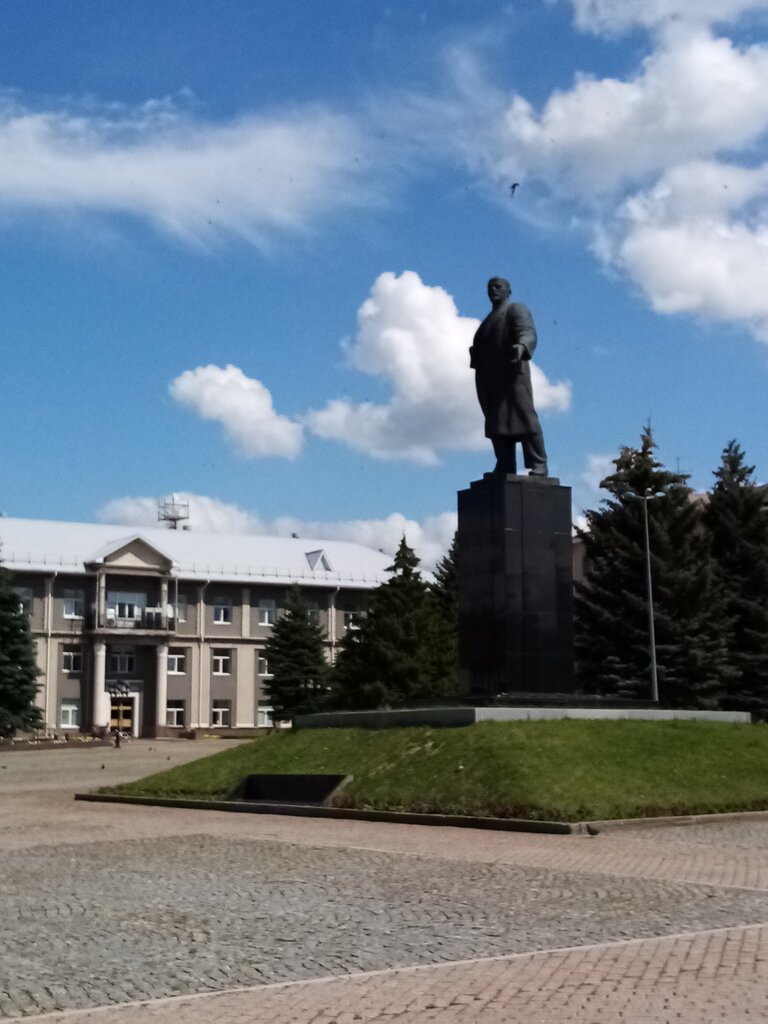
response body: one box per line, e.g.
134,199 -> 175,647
295,707 -> 751,729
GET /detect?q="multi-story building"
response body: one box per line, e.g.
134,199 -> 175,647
0,517 -> 391,737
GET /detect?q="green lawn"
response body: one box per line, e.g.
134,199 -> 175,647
106,720 -> 768,821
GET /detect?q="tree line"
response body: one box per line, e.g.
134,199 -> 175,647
576,428 -> 768,714
271,426 -> 768,720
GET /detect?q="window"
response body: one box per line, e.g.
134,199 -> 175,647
14,587 -> 33,616
211,699 -> 231,727
257,655 -> 271,677
167,648 -> 186,674
174,595 -> 187,623
212,648 -> 231,675
212,596 -> 232,624
305,600 -> 320,626
60,700 -> 80,728
256,598 -> 276,625
63,589 -> 84,619
257,703 -> 274,728
343,610 -> 365,632
257,703 -> 290,729
62,645 -> 82,673
107,591 -> 145,622
166,700 -> 185,727
109,648 -> 135,674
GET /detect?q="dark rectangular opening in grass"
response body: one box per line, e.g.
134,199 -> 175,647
228,773 -> 350,805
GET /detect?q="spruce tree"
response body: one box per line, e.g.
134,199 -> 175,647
575,426 -> 734,707
0,557 -> 42,737
430,532 -> 459,694
331,537 -> 456,709
262,586 -> 330,722
705,441 -> 768,715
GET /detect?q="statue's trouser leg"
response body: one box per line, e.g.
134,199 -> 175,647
522,431 -> 548,476
492,437 -> 517,474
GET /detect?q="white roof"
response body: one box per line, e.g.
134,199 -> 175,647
0,516 -> 391,589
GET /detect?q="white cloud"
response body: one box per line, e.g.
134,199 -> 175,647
580,452 -> 616,493
305,270 -> 571,464
568,452 -> 616,524
569,0 -> 768,34
98,493 -> 262,534
169,364 -> 303,458
0,94 -> 371,245
96,493 -> 456,569
271,510 -> 458,571
419,11 -> 768,346
603,160 -> 768,339
495,29 -> 768,195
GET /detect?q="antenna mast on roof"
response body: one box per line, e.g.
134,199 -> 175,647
158,494 -> 190,530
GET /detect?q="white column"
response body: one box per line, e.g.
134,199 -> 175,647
155,643 -> 168,731
241,587 -> 250,637
160,579 -> 169,629
43,577 -> 55,726
235,645 -> 255,727
329,587 -> 339,663
93,641 -> 110,729
198,648 -> 211,728
97,571 -> 106,628
35,639 -> 48,719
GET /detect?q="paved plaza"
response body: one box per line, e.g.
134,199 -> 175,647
1,741 -> 767,1022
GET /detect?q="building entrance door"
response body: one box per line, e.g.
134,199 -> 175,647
110,698 -> 134,736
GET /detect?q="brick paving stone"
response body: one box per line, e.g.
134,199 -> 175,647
14,924 -> 768,1024
2,741 -> 768,1023
6,832 -> 768,1017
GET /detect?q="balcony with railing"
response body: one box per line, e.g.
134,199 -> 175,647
96,605 -> 177,633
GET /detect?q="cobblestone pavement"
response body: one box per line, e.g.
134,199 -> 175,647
2,741 -> 768,1021
17,924 -> 768,1024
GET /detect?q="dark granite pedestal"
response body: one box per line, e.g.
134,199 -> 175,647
457,473 -> 574,698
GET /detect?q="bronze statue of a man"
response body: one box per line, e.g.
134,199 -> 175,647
469,277 -> 548,477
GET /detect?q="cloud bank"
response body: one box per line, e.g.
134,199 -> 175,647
98,492 -> 457,569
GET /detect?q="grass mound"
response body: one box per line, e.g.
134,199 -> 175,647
106,720 -> 768,821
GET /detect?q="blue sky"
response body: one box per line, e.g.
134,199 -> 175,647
2,0 -> 768,565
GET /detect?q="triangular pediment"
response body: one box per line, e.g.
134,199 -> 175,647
89,535 -> 175,572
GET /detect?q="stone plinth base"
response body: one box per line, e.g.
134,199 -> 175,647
294,708 -> 751,729
457,473 -> 574,698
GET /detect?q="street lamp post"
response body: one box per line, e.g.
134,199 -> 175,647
628,488 -> 663,704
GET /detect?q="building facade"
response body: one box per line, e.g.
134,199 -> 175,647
1,518 -> 391,737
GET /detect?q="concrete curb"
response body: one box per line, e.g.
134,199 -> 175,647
75,792 -> 768,836
73,792 -> 574,834
577,807 -> 768,832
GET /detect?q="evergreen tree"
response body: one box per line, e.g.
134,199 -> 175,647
575,426 -> 734,707
262,586 -> 330,722
430,532 -> 458,693
705,440 -> 768,715
331,537 -> 456,709
0,556 -> 42,737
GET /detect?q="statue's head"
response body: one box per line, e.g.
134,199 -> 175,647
487,277 -> 511,303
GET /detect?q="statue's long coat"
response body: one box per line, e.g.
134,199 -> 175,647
469,301 -> 543,439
